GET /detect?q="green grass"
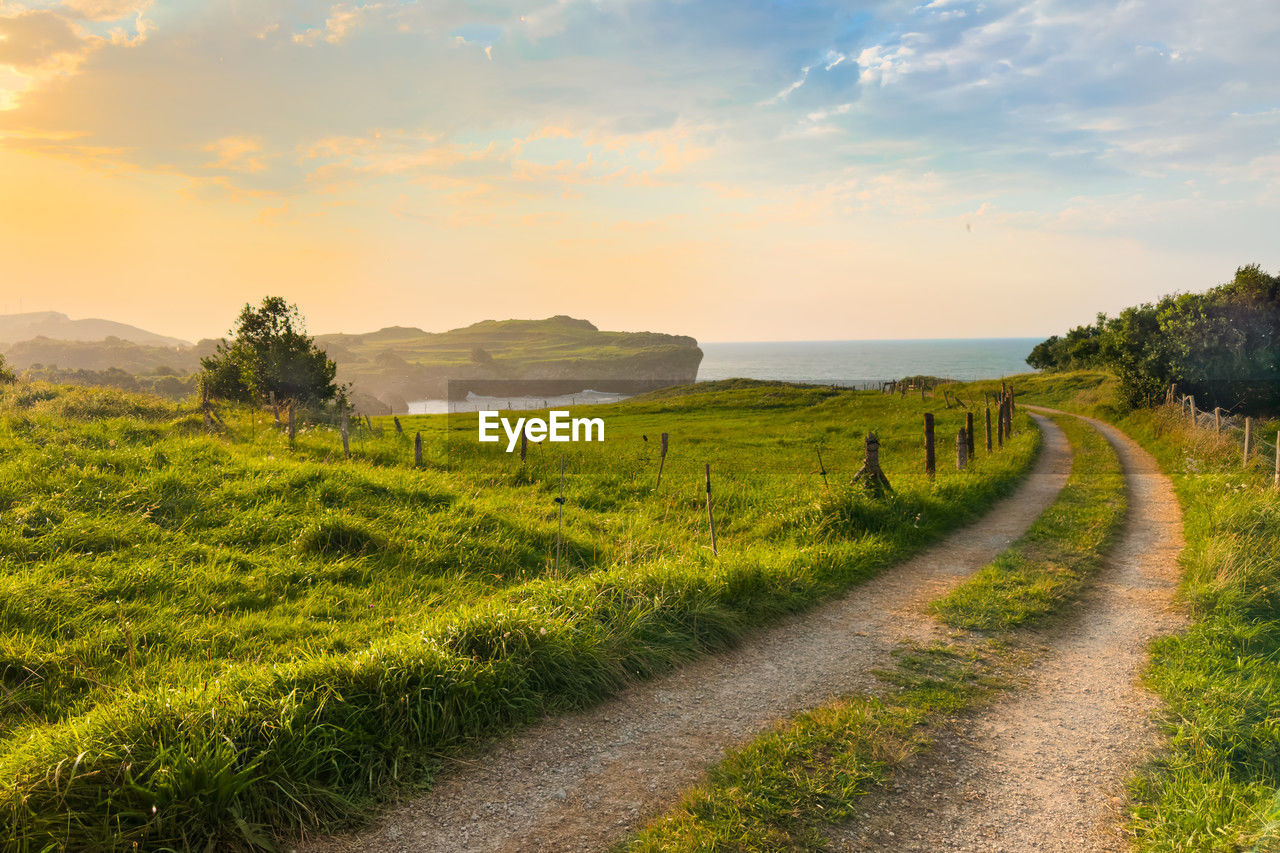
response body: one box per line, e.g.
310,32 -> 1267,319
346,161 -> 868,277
619,413 -> 1127,852
933,415 -> 1127,630
0,380 -> 1039,850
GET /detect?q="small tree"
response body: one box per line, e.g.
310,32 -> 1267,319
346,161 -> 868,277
202,297 -> 340,406
0,354 -> 15,385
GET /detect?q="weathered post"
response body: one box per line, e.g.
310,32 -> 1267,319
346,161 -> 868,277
1215,407 -> 1221,434
393,416 -> 403,434
655,432 -> 669,488
555,452 -> 566,571
966,411 -> 975,458
920,385 -> 926,402
1009,387 -> 1016,416
414,431 -> 423,467
705,463 -> 718,556
985,406 -> 993,453
956,427 -> 968,471
997,401 -> 1005,449
924,413 -> 936,479
852,431 -> 892,495
1244,417 -> 1252,467
1189,396 -> 1196,427
341,412 -> 350,459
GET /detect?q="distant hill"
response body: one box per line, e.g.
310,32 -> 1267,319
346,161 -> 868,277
0,312 -> 189,348
0,312 -> 702,414
316,315 -> 703,412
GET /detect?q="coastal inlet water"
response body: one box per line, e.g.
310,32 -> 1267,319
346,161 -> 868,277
406,338 -> 1040,413
697,338 -> 1041,384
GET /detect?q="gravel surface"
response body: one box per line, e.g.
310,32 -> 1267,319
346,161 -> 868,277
828,411 -> 1185,852
301,415 -> 1071,853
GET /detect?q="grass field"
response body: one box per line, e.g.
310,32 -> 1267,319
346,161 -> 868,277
0,380 -> 1038,849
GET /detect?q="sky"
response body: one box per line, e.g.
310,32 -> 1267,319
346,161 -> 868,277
1,0 -> 1279,344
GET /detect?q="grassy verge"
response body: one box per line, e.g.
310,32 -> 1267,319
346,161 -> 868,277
932,415 -> 1127,630
620,415 -> 1127,851
0,382 -> 1041,849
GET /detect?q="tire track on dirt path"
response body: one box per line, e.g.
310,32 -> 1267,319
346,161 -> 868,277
828,410 -> 1185,853
301,415 -> 1071,853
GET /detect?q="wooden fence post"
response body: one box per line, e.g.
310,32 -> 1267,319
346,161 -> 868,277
341,412 -> 350,459
956,427 -> 968,470
997,401 -> 1005,449
853,431 -> 892,495
966,411 -> 975,458
816,447 -> 829,490
555,452 -> 565,571
920,386 -> 926,402
393,416 -> 403,434
924,413 -> 936,479
705,463 -> 718,556
1243,417 -> 1252,468
414,431 -> 423,467
985,406 -> 993,453
1189,396 -> 1196,427
655,432 -> 669,488
1215,407 -> 1221,433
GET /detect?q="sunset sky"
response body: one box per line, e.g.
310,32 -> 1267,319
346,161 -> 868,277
2,0 -> 1278,343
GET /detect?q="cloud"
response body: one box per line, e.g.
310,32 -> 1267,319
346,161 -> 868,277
0,9 -> 94,71
203,136 -> 268,173
60,0 -> 151,22
293,4 -> 380,46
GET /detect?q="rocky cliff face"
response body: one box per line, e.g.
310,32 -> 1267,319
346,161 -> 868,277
318,316 -> 702,413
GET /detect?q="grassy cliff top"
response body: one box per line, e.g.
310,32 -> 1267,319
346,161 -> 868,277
317,315 -> 699,367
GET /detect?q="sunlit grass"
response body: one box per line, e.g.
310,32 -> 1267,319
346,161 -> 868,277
0,381 -> 1039,849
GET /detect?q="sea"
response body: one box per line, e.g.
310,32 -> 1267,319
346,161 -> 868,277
697,338 -> 1041,385
407,338 -> 1040,413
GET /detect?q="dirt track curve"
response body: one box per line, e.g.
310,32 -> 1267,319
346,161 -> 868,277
829,409 -> 1185,852
303,414 -> 1071,853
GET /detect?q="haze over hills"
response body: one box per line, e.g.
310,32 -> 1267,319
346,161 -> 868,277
0,312 -> 189,348
0,312 -> 703,412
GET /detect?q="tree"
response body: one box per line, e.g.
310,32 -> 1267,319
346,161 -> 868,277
0,354 -> 15,385
201,297 -> 340,406
1027,265 -> 1280,412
